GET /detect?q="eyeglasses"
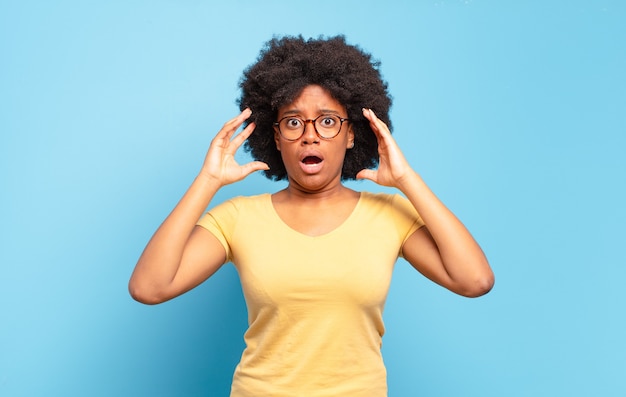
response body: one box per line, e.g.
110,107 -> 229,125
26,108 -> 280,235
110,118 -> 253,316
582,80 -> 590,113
273,114 -> 350,141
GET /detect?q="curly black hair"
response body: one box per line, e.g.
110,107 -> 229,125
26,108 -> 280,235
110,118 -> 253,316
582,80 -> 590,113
238,35 -> 392,181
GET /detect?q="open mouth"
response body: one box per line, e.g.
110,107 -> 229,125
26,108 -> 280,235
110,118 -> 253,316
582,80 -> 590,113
299,154 -> 324,174
302,156 -> 322,165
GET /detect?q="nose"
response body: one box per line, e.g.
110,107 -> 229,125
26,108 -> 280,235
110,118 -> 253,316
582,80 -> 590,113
301,120 -> 319,144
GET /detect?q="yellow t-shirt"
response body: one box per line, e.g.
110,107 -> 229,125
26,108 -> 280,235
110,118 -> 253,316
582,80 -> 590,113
197,191 -> 424,397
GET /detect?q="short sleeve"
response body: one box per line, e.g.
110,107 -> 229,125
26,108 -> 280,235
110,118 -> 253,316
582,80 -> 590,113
196,198 -> 241,263
390,194 -> 425,256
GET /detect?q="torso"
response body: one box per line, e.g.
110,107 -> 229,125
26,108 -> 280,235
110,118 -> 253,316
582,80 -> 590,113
197,191 -> 425,396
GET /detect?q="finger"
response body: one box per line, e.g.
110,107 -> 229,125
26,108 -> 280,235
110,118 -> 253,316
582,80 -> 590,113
362,109 -> 385,144
216,108 -> 252,140
229,122 -> 256,151
364,108 -> 391,138
225,108 -> 253,140
226,108 -> 252,126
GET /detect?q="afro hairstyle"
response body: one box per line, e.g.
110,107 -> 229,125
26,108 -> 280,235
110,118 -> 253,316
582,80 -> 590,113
238,35 -> 392,181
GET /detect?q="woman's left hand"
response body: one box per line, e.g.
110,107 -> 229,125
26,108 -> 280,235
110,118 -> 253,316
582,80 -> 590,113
358,108 -> 494,297
356,108 -> 414,189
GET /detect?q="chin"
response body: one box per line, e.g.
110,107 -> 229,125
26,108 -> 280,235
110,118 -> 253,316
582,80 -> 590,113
288,173 -> 341,192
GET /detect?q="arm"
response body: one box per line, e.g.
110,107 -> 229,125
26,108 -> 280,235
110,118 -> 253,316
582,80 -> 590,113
128,109 -> 269,304
357,108 -> 494,297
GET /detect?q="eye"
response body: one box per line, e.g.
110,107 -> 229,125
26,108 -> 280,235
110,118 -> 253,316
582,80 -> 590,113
318,116 -> 337,128
284,117 -> 303,130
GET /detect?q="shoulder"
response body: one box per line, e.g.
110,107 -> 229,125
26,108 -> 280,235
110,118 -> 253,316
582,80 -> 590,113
202,194 -> 270,227
360,191 -> 392,203
359,191 -> 424,226
211,193 -> 270,212
359,191 -> 407,209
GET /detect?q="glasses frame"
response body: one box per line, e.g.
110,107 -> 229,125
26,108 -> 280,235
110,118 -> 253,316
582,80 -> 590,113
273,114 -> 351,141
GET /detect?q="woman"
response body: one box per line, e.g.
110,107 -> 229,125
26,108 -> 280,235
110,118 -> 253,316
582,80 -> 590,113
129,36 -> 494,396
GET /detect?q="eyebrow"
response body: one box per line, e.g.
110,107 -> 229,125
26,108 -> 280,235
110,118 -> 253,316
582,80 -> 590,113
280,109 -> 342,117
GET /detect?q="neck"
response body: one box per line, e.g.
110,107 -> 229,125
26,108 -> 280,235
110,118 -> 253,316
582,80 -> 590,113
280,179 -> 354,204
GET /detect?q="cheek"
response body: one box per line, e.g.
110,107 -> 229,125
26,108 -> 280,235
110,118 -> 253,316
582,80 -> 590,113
330,145 -> 349,165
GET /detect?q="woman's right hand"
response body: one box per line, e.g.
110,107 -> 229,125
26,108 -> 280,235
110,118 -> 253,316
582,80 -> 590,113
129,109 -> 269,304
199,108 -> 269,186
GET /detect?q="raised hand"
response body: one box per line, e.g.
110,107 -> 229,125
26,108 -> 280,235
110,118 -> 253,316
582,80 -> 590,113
356,108 -> 413,189
200,108 -> 269,186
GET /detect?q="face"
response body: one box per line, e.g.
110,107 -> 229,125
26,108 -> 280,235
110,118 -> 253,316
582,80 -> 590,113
274,85 -> 354,193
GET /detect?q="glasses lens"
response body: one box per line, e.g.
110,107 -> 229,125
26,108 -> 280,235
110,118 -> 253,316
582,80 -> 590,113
279,117 -> 304,140
315,115 -> 341,138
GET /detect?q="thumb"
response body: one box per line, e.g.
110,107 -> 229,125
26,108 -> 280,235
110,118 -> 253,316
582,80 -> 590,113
241,161 -> 270,177
356,169 -> 377,182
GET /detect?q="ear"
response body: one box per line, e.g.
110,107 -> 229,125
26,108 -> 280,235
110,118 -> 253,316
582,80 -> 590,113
346,125 -> 355,149
274,129 -> 281,151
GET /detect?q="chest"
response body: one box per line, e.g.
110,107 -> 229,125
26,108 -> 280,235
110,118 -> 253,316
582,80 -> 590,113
230,212 -> 403,308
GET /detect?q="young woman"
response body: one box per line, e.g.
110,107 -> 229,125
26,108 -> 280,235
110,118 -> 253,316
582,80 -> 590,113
129,35 -> 494,397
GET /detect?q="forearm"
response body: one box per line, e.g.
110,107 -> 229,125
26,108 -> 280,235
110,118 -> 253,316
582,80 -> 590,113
398,171 -> 494,295
358,108 -> 493,295
129,174 -> 221,299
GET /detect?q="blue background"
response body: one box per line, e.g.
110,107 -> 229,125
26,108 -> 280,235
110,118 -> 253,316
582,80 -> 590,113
2,1 -> 625,396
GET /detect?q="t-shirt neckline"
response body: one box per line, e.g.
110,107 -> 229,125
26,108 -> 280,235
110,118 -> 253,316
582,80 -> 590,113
267,192 -> 364,239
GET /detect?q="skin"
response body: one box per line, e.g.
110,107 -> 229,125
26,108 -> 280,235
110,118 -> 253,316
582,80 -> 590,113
128,85 -> 494,304
271,86 -> 358,236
